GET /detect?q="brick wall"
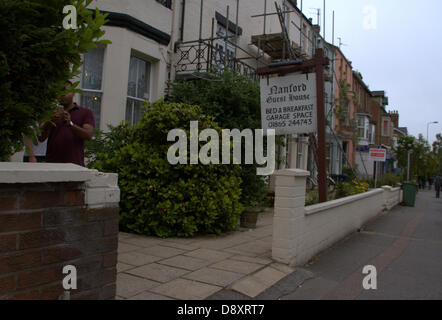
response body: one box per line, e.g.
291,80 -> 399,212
0,163 -> 119,300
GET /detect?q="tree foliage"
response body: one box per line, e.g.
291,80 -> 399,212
394,134 -> 441,179
0,0 -> 109,160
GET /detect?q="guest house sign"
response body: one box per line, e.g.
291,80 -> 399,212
260,73 -> 317,135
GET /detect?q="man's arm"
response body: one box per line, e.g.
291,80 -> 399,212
22,134 -> 37,162
70,123 -> 94,141
39,119 -> 55,142
60,110 -> 94,141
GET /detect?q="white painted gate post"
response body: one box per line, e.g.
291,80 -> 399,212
272,169 -> 309,265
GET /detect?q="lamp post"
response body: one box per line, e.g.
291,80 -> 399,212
427,121 -> 439,145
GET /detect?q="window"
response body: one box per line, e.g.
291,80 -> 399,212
156,0 -> 172,9
364,118 -> 370,142
369,124 -> 375,144
126,56 -> 151,125
341,100 -> 350,126
326,144 -> 332,173
342,141 -> 349,165
383,120 -> 389,137
80,46 -> 105,129
357,116 -> 365,139
297,139 -> 304,169
214,23 -> 236,71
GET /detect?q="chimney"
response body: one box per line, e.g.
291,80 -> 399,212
313,25 -> 320,34
389,111 -> 399,128
309,18 -> 313,24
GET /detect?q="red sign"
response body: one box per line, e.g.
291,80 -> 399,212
369,148 -> 387,162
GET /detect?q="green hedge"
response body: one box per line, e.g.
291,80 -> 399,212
90,100 -> 243,237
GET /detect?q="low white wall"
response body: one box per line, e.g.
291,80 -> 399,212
272,169 -> 402,266
382,186 -> 403,211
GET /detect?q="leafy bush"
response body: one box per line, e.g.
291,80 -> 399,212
376,173 -> 402,188
305,190 -> 319,206
336,180 -> 370,198
90,100 -> 243,238
0,0 -> 109,160
342,166 -> 358,181
167,71 -> 269,209
85,125 -> 132,167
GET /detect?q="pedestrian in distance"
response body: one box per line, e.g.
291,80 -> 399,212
435,175 -> 441,199
428,176 -> 434,191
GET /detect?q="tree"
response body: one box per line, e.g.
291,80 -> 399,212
432,133 -> 442,173
0,0 -> 109,160
394,134 -> 439,179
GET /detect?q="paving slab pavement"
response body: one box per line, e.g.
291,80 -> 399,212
116,209 -> 289,300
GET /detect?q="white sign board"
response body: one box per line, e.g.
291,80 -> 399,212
260,73 -> 317,135
369,148 -> 387,162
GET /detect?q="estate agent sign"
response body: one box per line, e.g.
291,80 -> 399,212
369,148 -> 387,162
260,73 -> 317,135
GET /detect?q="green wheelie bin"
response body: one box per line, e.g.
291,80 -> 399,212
402,182 -> 418,207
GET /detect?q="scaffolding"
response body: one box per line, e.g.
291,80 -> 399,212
174,0 -> 269,80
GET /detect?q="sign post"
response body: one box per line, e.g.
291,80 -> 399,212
315,49 -> 327,203
369,148 -> 387,188
257,49 -> 329,203
260,73 -> 317,135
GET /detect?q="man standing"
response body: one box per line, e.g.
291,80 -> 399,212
435,175 -> 441,199
40,83 -> 94,167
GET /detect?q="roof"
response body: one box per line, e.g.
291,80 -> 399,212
398,127 -> 408,135
331,44 -> 352,67
353,71 -> 372,96
371,91 -> 385,97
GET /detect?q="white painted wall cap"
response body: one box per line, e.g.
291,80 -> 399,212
273,169 -> 310,177
305,188 -> 384,216
0,162 -> 98,184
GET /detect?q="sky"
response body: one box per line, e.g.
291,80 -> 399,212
299,0 -> 442,146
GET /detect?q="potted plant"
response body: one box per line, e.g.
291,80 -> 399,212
240,202 -> 264,229
238,168 -> 269,229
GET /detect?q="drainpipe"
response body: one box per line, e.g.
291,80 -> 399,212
168,0 -> 180,84
180,0 -> 186,41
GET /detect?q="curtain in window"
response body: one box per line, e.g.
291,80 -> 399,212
126,56 -> 151,125
80,46 -> 105,128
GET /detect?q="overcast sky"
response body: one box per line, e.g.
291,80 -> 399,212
300,0 -> 442,145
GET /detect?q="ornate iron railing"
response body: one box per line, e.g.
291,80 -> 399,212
175,39 -> 259,81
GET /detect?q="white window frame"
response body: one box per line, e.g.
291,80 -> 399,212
126,54 -> 153,125
357,116 -> 366,140
215,23 -> 237,71
79,46 -> 106,129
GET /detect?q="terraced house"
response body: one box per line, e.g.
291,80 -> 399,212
69,0 -> 403,182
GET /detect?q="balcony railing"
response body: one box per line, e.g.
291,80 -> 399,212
175,39 -> 259,81
156,0 -> 172,9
